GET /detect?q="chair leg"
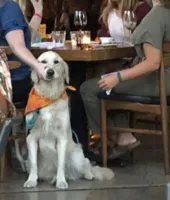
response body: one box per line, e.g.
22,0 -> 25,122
161,111 -> 170,174
0,151 -> 6,182
100,100 -> 107,167
129,112 -> 136,164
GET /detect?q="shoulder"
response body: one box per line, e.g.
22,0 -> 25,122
108,10 -> 116,20
142,6 -> 167,23
0,0 -> 21,15
2,0 -> 20,9
0,0 -> 23,19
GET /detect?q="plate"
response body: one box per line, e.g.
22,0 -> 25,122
100,43 -> 117,47
100,37 -> 114,44
91,41 -> 100,44
92,43 -> 117,48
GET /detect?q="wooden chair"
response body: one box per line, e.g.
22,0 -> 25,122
0,47 -> 26,181
99,42 -> 170,174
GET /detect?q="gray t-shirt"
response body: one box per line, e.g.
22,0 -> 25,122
132,5 -> 170,60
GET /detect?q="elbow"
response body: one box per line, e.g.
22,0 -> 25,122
152,62 -> 160,71
146,60 -> 160,71
9,44 -> 16,53
9,43 -> 25,55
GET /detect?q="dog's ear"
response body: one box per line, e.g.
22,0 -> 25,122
31,71 -> 39,84
62,61 -> 69,84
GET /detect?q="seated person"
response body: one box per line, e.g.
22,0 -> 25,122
98,0 -> 151,37
0,0 -> 47,103
93,0 -> 151,81
80,0 -> 170,158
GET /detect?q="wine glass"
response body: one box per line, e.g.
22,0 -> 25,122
74,11 -> 87,46
123,10 -> 137,45
74,11 -> 87,31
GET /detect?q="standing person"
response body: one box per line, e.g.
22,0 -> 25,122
0,0 -> 46,103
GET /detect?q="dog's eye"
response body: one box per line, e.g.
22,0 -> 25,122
54,60 -> 59,64
41,60 -> 47,64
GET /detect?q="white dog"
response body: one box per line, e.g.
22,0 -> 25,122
24,51 -> 114,189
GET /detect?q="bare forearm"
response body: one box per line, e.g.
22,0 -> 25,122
29,13 -> 42,42
121,60 -> 159,81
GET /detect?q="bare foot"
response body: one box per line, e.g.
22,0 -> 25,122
117,133 -> 137,146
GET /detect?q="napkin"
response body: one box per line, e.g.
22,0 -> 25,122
101,73 -> 113,95
31,42 -> 64,49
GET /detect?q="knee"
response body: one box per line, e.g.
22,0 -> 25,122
80,78 -> 99,99
80,80 -> 89,96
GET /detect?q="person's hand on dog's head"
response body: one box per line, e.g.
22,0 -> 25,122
35,63 -> 47,80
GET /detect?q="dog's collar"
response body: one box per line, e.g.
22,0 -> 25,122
25,85 -> 76,115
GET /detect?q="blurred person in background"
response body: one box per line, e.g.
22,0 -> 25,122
98,0 -> 151,37
25,0 -> 58,34
59,0 -> 101,40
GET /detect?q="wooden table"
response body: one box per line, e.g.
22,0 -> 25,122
31,44 -> 136,61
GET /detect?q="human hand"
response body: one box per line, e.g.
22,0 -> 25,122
35,62 -> 46,80
31,0 -> 43,14
98,73 -> 119,90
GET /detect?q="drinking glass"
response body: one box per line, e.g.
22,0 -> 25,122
51,31 -> 66,48
70,31 -> 77,49
123,10 -> 137,45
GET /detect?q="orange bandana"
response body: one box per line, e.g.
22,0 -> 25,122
25,86 -> 76,115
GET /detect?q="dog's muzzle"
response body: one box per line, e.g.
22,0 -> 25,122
46,69 -> 54,79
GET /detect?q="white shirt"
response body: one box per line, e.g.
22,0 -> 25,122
108,10 -> 128,42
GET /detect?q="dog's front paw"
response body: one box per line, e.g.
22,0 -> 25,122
56,180 -> 68,189
24,179 -> 37,188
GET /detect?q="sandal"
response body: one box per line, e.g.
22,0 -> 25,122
127,140 -> 141,150
89,134 -> 129,161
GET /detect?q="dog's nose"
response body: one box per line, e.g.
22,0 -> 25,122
47,69 -> 54,77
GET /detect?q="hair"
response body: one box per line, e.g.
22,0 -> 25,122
100,0 -> 119,26
100,0 -> 139,26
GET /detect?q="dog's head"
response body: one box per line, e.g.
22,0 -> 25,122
32,51 -> 69,84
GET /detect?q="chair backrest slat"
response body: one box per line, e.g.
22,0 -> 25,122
163,43 -> 170,53
162,57 -> 170,66
162,43 -> 170,66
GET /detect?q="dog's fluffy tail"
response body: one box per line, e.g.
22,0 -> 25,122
91,166 -> 115,180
